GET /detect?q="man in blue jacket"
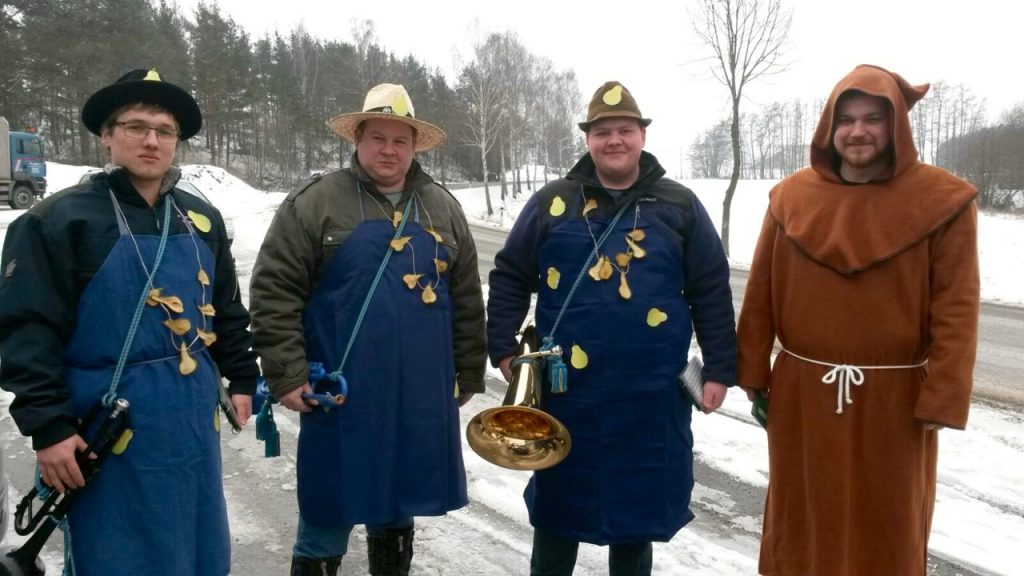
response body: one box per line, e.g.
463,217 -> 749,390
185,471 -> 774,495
0,68 -> 258,575
487,81 -> 737,576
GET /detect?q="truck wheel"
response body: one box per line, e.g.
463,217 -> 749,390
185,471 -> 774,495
9,185 -> 34,210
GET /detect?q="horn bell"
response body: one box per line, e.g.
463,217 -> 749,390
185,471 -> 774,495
467,326 -> 571,471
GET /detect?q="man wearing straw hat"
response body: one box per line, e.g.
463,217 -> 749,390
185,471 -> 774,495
487,81 -> 737,575
0,68 -> 259,575
250,83 -> 486,576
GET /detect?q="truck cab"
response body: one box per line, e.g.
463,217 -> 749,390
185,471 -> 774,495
1,116 -> 48,210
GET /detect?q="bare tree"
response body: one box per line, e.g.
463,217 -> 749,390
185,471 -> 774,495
692,0 -> 791,255
457,34 -> 508,216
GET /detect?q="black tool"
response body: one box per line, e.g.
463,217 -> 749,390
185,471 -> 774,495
0,398 -> 131,576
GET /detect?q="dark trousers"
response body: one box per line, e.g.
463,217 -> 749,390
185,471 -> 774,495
530,527 -> 653,576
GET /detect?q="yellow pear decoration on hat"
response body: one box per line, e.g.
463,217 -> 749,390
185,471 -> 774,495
391,95 -> 409,117
603,85 -> 624,106
144,70 -> 162,82
647,308 -> 668,327
187,210 -> 212,233
570,344 -> 589,369
549,196 -> 566,217
546,267 -> 561,290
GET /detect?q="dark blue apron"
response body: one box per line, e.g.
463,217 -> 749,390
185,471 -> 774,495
297,206 -> 467,528
529,195 -> 696,545
62,194 -> 229,575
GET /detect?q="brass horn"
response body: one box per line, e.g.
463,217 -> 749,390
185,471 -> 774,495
466,325 -> 571,470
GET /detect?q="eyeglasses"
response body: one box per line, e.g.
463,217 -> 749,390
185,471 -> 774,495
113,121 -> 180,143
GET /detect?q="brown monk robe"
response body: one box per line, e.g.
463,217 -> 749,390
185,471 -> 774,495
737,64 -> 980,576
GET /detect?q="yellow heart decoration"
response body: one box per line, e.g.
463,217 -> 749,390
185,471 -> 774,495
392,95 -> 410,117
422,284 -> 437,304
197,329 -> 218,346
618,272 -> 632,300
647,308 -> 668,327
390,236 -> 412,251
187,210 -> 212,233
625,236 -> 646,259
147,289 -> 184,313
111,428 -> 133,455
163,318 -> 192,336
549,196 -> 566,217
603,84 -> 623,106
179,342 -> 197,375
403,273 -> 422,289
546,267 -> 561,290
570,344 -> 589,369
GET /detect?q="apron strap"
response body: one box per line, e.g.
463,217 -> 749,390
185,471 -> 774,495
547,189 -> 632,342
329,188 -> 416,379
102,193 -> 174,406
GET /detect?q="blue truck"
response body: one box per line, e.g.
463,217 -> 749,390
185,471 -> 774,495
0,116 -> 47,209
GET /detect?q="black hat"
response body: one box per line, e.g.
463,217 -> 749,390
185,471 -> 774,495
81,69 -> 202,139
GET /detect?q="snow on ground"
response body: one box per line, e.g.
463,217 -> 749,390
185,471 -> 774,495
15,162 -> 1024,575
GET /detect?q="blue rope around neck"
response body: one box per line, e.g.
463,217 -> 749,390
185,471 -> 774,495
103,200 -> 172,407
330,196 -> 414,379
546,198 -> 632,341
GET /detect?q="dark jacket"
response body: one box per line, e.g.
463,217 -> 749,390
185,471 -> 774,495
0,167 -> 260,449
249,155 -> 487,398
487,151 -> 737,385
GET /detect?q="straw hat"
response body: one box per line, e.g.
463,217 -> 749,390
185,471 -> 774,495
578,81 -> 652,132
82,69 -> 202,139
327,83 -> 446,152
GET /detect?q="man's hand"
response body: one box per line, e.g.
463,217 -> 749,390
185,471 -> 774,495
37,434 -> 91,493
701,381 -> 728,413
279,383 -> 315,413
499,356 -> 514,383
231,394 -> 253,425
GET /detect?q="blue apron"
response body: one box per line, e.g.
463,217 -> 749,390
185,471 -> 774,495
62,194 -> 229,575
529,195 -> 696,545
297,206 -> 467,528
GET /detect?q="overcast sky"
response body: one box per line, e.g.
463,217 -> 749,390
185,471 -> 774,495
176,0 -> 1022,177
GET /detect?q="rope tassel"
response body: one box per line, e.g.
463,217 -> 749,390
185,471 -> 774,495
254,378 -> 280,458
542,337 -> 568,394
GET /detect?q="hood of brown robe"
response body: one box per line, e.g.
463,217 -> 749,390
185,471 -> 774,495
770,64 -> 977,275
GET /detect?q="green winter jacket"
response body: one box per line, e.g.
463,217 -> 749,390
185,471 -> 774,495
249,155 -> 487,398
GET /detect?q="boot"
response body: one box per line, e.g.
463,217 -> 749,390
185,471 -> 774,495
367,527 -> 414,576
290,555 -> 342,576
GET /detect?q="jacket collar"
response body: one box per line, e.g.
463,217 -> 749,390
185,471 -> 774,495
102,164 -> 182,207
566,150 -> 666,192
350,153 -> 433,199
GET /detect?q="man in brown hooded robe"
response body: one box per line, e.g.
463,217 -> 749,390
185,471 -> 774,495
737,64 -> 979,576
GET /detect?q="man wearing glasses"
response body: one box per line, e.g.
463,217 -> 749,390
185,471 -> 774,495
0,69 -> 259,576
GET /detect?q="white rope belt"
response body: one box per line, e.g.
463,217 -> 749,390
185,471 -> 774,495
781,348 -> 928,414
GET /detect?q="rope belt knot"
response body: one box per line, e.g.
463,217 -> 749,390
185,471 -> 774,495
782,348 -> 928,415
